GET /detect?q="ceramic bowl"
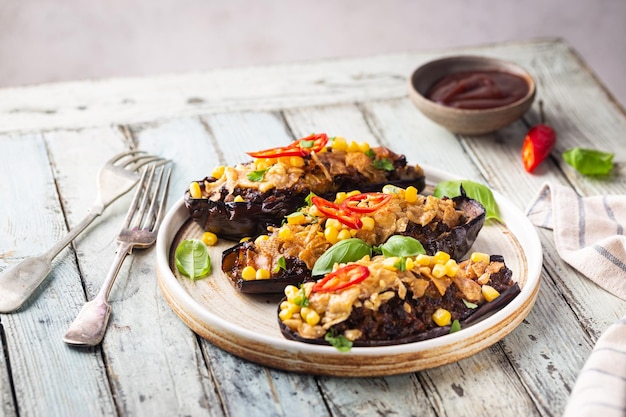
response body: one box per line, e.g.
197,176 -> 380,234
408,55 -> 536,135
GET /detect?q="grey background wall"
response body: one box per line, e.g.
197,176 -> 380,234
1,0 -> 624,108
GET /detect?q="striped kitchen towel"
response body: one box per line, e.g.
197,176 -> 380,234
561,316 -> 626,417
526,182 -> 626,300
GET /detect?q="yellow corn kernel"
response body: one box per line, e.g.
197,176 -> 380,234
241,266 -> 257,281
189,182 -> 202,199
280,301 -> 290,310
444,259 -> 459,277
482,285 -> 501,302
405,258 -> 415,271
256,268 -> 271,280
357,141 -> 370,153
239,236 -> 251,243
289,156 -> 305,167
346,190 -> 361,198
383,257 -> 400,271
331,136 -> 347,151
324,226 -> 339,244
471,252 -> 491,264
433,251 -> 451,264
287,212 -> 307,225
432,308 -> 452,326
415,254 -> 434,266
431,263 -> 447,278
360,216 -> 375,231
325,218 -> 342,230
254,234 -> 269,245
301,307 -> 321,326
211,165 -> 225,179
347,140 -> 360,152
337,229 -> 352,241
279,303 -> 301,321
254,159 -> 269,170
308,205 -> 321,217
278,227 -> 292,240
404,186 -> 418,203
266,157 -> 278,166
284,285 -> 299,300
233,195 -> 245,203
334,192 -> 348,204
201,232 -> 218,246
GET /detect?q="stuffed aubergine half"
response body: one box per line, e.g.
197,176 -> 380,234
184,133 -> 426,240
221,185 -> 486,293
277,251 -> 520,348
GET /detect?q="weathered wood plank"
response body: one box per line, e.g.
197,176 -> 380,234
0,132 -> 116,417
1,39 -> 614,135
74,118 -> 226,417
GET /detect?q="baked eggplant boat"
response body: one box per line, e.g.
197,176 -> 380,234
278,252 -> 520,348
184,133 -> 426,240
221,186 -> 486,293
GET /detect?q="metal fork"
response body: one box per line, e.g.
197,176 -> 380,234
63,163 -> 171,346
0,150 -> 166,313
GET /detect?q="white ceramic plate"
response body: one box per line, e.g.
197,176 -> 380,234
155,166 -> 543,377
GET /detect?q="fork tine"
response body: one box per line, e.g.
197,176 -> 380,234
142,165 -> 171,231
121,165 -> 153,230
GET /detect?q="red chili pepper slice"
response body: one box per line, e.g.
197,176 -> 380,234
342,192 -> 392,213
286,133 -> 328,153
246,133 -> 329,159
521,101 -> 556,173
312,264 -> 370,292
311,196 -> 363,229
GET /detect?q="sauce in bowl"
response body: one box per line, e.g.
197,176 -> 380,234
426,71 -> 529,110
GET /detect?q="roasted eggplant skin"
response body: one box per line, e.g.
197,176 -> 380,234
404,193 -> 485,260
221,240 -> 312,293
278,255 -> 521,347
221,193 -> 486,293
184,147 -> 426,240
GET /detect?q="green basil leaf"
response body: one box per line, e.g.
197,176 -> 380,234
175,239 -> 212,280
247,169 -> 268,182
324,331 -> 353,352
293,286 -> 309,307
273,256 -> 287,273
312,238 -> 372,276
373,158 -> 394,171
364,149 -> 376,159
563,147 -> 614,176
299,139 -> 314,148
305,192 -> 316,206
433,179 -> 503,223
450,320 -> 461,333
378,235 -> 426,258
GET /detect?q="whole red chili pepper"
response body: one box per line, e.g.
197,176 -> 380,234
521,101 -> 556,173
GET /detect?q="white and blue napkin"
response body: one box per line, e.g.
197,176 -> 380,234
527,183 -> 626,417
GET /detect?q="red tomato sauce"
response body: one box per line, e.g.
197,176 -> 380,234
426,71 -> 529,109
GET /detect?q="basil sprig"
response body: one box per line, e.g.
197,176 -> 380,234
563,147 -> 614,176
324,331 -> 353,352
175,239 -> 212,280
433,179 -> 502,223
312,238 -> 372,276
375,235 -> 426,258
247,169 -> 268,182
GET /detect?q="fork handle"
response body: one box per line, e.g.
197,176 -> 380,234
63,241 -> 132,346
0,203 -> 104,313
